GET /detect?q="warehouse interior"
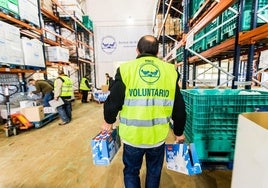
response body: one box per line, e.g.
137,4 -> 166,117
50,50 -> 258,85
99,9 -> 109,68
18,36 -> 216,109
0,0 -> 268,187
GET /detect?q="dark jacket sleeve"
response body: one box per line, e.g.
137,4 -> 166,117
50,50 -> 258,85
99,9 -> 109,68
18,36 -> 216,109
32,82 -> 41,94
103,68 -> 125,124
172,73 -> 186,136
85,79 -> 91,88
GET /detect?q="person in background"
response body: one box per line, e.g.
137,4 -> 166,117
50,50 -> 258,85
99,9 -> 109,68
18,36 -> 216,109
79,75 -> 92,103
54,70 -> 73,126
102,35 -> 186,188
105,73 -> 114,89
28,79 -> 54,107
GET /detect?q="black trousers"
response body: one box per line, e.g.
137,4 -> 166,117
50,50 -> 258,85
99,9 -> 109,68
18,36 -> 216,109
81,90 -> 89,102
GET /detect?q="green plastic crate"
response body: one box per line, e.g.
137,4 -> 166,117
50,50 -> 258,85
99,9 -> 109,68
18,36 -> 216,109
191,29 -> 206,53
181,89 -> 268,161
0,0 -> 19,15
189,136 -> 235,162
176,47 -> 183,62
205,18 -> 220,49
82,15 -> 93,31
242,0 -> 268,31
220,5 -> 237,40
257,0 -> 268,26
189,0 -> 206,19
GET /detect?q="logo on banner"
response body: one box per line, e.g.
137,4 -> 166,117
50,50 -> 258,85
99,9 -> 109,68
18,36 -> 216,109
101,36 -> 117,54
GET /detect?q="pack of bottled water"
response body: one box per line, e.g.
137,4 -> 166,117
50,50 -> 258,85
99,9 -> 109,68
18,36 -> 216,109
91,128 -> 121,165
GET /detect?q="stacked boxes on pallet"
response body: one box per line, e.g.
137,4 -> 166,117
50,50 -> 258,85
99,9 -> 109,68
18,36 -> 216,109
57,0 -> 84,22
181,89 -> 268,162
21,37 -> 45,68
45,46 -> 70,63
0,20 -> 24,66
154,14 -> 181,36
18,0 -> 40,27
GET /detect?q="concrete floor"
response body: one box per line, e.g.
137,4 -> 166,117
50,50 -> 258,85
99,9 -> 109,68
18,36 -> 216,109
0,101 -> 232,188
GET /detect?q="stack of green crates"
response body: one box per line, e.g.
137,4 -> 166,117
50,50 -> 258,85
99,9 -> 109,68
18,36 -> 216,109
181,89 -> 268,162
242,0 -> 268,31
0,0 -> 19,16
192,29 -> 206,53
257,0 -> 268,26
189,0 -> 205,19
220,3 -> 238,41
189,0 -> 268,50
82,15 -> 93,31
205,18 -> 220,49
176,46 -> 184,62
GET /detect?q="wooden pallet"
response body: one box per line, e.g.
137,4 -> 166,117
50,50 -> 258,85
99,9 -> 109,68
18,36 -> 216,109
0,7 -> 20,19
19,18 -> 40,29
32,113 -> 58,128
24,65 -> 46,71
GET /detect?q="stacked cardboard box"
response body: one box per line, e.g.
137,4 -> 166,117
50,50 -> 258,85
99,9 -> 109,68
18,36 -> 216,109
154,14 -> 181,36
20,106 -> 44,122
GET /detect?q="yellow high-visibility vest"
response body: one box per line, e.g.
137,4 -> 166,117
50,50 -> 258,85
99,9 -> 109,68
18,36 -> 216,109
119,56 -> 178,145
80,78 -> 90,91
55,76 -> 73,97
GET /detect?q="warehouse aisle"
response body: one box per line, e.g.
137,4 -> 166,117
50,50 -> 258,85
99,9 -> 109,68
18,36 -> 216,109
0,101 -> 232,188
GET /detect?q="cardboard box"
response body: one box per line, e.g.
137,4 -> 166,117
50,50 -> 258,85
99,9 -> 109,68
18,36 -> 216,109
20,106 -> 44,122
101,85 -> 109,92
165,143 -> 202,175
91,128 -> 121,165
231,112 -> 268,188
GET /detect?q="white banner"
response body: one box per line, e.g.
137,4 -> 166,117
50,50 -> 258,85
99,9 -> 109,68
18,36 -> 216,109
94,25 -> 153,87
95,25 -> 152,63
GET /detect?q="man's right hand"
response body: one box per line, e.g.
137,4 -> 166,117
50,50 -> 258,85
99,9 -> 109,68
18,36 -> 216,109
102,121 -> 113,132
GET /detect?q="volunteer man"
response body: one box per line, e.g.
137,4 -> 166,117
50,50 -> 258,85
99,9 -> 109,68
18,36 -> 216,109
102,35 -> 186,188
79,75 -> 92,103
54,70 -> 73,125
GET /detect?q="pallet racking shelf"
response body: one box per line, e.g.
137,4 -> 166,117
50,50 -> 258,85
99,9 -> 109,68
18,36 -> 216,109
154,0 -> 268,89
0,0 -> 96,92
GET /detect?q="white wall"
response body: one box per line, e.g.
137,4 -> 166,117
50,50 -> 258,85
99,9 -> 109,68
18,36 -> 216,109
85,0 -> 155,87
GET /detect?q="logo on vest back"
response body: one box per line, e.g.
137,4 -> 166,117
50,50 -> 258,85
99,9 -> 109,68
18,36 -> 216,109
139,62 -> 160,84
